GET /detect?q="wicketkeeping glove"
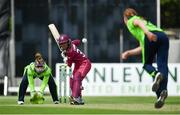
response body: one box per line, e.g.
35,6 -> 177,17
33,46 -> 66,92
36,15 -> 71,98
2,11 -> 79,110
37,91 -> 43,97
37,91 -> 45,104
30,91 -> 39,104
30,91 -> 37,98
30,91 -> 45,104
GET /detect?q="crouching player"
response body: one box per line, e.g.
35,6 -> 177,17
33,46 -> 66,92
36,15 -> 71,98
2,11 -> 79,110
17,52 -> 59,105
58,34 -> 91,105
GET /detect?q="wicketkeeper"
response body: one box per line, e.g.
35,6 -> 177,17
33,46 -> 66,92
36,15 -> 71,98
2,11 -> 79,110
17,52 -> 59,105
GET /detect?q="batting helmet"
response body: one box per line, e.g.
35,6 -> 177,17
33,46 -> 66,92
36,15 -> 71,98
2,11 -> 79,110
58,34 -> 71,45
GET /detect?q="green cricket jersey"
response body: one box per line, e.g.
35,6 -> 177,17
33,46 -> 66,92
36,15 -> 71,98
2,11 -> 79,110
23,62 -> 52,93
127,15 -> 163,63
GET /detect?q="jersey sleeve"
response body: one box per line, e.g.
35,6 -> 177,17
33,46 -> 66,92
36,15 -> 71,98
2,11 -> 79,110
39,67 -> 51,93
127,16 -> 137,29
72,39 -> 80,46
26,65 -> 35,92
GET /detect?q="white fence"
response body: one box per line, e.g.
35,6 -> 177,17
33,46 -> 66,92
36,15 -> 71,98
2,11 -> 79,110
56,63 -> 180,96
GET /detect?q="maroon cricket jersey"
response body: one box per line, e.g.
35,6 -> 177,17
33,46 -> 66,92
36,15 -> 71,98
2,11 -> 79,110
65,40 -> 89,67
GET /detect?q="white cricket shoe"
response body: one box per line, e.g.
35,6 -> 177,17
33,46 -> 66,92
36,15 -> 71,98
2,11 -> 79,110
70,96 -> 84,105
152,72 -> 163,92
155,90 -> 168,109
18,101 -> 24,105
54,101 -> 59,104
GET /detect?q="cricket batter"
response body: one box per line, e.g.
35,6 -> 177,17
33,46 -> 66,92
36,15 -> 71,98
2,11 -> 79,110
58,34 -> 91,105
122,8 -> 169,109
18,52 -> 59,104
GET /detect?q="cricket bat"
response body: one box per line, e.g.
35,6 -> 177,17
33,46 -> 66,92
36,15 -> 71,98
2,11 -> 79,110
48,24 -> 61,50
48,24 -> 67,63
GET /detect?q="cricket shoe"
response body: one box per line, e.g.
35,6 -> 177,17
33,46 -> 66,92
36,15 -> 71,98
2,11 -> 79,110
17,101 -> 24,105
69,96 -> 84,105
154,90 -> 168,109
79,97 -> 85,105
69,96 -> 73,104
54,101 -> 59,104
152,72 -> 163,92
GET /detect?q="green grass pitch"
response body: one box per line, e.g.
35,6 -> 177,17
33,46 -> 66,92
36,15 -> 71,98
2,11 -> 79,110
0,96 -> 180,114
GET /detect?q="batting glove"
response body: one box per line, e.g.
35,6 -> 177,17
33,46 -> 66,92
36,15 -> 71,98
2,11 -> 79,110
63,57 -> 68,63
61,52 -> 66,58
61,52 -> 68,63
